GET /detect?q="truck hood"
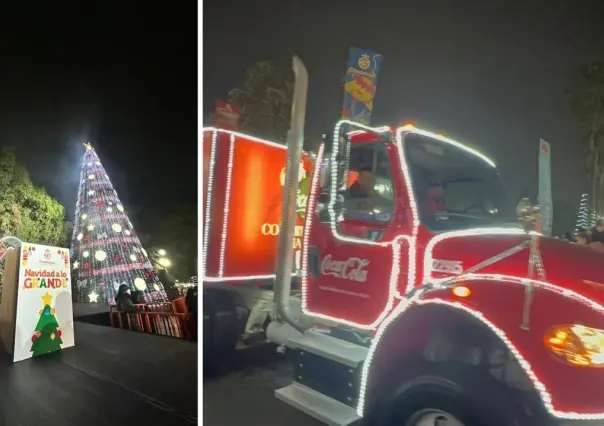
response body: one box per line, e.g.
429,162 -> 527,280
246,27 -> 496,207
428,233 -> 604,305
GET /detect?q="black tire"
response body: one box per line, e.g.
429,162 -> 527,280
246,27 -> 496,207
380,361 -> 538,426
203,289 -> 239,377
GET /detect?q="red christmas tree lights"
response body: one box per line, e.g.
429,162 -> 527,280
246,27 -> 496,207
70,143 -> 168,304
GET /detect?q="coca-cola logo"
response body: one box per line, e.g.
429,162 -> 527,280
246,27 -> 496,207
320,255 -> 370,283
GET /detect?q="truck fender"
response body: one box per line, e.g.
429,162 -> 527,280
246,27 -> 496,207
358,276 -> 604,422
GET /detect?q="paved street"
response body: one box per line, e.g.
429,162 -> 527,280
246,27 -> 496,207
0,321 -> 197,426
203,345 -> 321,426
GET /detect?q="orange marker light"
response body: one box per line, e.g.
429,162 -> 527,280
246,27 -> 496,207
452,286 -> 471,298
544,325 -> 604,367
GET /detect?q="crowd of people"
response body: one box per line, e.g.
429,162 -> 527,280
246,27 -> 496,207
562,219 -> 604,252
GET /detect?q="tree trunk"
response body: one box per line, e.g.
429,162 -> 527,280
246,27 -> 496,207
593,106 -> 603,214
599,173 -> 604,214
592,148 -> 599,213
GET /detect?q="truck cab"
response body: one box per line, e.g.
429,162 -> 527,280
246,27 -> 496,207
276,120 -> 604,426
303,122 -> 521,327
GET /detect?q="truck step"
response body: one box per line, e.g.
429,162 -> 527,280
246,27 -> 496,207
275,382 -> 361,426
287,330 -> 368,368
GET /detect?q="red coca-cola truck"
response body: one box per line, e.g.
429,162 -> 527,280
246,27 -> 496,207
202,56 -> 604,426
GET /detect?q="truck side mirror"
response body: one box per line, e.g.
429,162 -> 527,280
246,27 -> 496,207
517,197 -> 539,232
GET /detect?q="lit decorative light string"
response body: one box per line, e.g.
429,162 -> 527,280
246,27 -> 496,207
399,124 -> 496,168
356,276 -> 604,420
79,237 -> 139,249
202,130 -> 217,276
218,134 -> 236,277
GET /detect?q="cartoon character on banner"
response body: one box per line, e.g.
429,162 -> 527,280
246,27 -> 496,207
21,245 -> 35,266
57,249 -> 69,268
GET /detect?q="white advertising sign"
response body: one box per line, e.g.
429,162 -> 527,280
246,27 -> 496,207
13,243 -> 74,362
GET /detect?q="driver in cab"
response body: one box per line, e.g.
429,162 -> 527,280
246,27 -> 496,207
420,183 -> 446,215
345,166 -> 392,219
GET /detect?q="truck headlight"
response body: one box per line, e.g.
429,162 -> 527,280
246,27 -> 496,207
544,325 -> 604,367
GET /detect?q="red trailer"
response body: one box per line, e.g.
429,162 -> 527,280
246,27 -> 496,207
202,129 -> 312,281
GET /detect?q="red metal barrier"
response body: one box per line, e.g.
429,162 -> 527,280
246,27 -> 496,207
109,302 -> 197,341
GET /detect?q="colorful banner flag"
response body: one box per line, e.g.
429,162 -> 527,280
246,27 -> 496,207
538,139 -> 553,237
341,47 -> 383,125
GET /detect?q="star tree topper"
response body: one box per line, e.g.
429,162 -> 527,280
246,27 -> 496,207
83,142 -> 94,151
42,292 -> 53,306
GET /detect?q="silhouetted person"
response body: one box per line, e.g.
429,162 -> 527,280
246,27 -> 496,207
591,219 -> 604,244
347,166 -> 375,198
345,166 -> 392,216
115,284 -> 142,313
420,183 -> 446,216
576,230 -> 589,246
186,287 -> 197,316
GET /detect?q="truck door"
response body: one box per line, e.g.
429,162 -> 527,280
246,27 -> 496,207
303,123 -> 411,329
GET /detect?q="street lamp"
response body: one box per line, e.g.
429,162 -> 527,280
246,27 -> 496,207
157,249 -> 167,256
158,257 -> 171,268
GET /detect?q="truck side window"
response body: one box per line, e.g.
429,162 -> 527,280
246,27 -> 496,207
317,144 -> 394,226
343,145 -> 394,223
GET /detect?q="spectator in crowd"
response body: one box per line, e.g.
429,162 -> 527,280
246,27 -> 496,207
115,284 -> 142,313
591,219 -> 604,244
186,287 -> 197,317
574,228 -> 604,253
575,230 -> 589,246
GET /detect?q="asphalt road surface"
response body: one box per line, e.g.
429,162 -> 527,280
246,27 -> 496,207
203,345 -> 322,426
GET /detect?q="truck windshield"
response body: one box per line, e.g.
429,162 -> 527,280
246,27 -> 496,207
404,133 -> 519,232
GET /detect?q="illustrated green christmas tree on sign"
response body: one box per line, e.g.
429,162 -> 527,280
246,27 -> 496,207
70,143 -> 168,304
31,292 -> 63,357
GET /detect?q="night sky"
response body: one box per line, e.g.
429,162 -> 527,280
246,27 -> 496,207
204,0 -> 604,233
0,4 -> 197,230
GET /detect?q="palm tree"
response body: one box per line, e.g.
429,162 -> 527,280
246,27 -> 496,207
570,62 -> 604,213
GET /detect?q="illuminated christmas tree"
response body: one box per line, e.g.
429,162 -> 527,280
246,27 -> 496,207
575,193 -> 590,232
70,143 -> 168,304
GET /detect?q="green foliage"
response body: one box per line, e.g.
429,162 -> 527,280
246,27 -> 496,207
570,62 -> 604,212
143,205 -> 197,281
570,62 -> 604,126
228,61 -> 293,143
0,148 -> 67,247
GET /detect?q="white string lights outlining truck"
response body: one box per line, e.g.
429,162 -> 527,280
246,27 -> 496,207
202,56 -> 604,426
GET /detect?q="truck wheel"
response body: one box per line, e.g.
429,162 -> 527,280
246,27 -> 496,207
384,361 -> 535,426
203,288 -> 239,377
390,393 -> 477,426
